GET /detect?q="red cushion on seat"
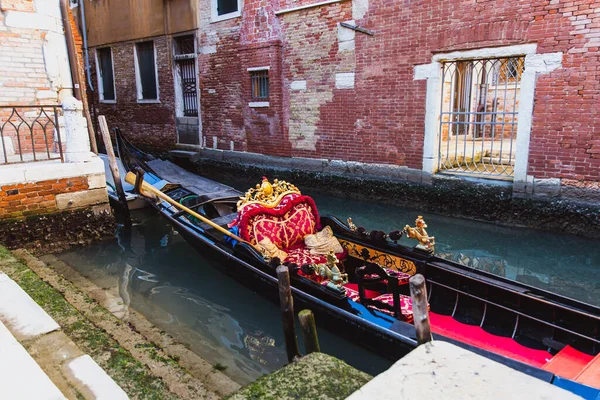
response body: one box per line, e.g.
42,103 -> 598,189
343,283 -> 380,299
372,293 -> 416,322
284,247 -> 347,266
237,194 -> 320,248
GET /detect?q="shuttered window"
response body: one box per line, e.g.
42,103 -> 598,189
135,41 -> 158,100
96,48 -> 115,101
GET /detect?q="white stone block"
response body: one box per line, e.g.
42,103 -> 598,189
66,355 -> 128,400
335,72 -> 355,89
290,80 -> 307,91
198,45 -> 217,54
0,276 -> 60,340
352,0 -> 369,19
338,21 -> 356,42
55,188 -> 108,210
0,136 -> 15,157
338,40 -> 355,52
346,341 -> 576,400
87,173 -> 107,190
0,320 -> 66,400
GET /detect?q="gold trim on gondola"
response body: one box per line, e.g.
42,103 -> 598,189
237,177 -> 301,211
339,239 -> 417,275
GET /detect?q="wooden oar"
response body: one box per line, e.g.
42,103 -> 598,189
124,172 -> 252,247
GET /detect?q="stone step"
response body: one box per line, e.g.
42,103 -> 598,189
0,319 -> 66,400
0,272 -> 129,399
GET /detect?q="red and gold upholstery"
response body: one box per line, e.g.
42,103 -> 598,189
237,193 -> 320,249
232,179 -> 346,265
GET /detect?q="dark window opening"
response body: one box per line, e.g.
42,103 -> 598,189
217,0 -> 238,16
174,35 -> 195,56
97,48 -> 115,101
136,41 -> 158,100
251,70 -> 269,100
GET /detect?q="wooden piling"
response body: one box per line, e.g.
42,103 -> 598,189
409,273 -> 432,345
98,116 -> 130,221
277,265 -> 300,362
298,309 -> 320,354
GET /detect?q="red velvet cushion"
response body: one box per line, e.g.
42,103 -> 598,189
237,194 -> 320,248
372,294 -> 416,322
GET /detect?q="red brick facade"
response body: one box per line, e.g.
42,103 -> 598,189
90,36 -> 177,151
88,0 -> 600,185
0,177 -> 89,219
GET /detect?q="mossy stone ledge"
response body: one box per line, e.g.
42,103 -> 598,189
227,352 -> 372,400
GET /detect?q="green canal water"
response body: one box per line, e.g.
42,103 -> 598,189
58,187 -> 600,385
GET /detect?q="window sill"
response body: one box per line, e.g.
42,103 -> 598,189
249,101 -> 269,108
211,11 -> 241,23
99,100 -> 116,104
137,99 -> 161,104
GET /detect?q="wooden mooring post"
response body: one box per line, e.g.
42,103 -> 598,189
276,265 -> 300,362
298,309 -> 320,354
409,274 -> 432,345
98,116 -> 130,222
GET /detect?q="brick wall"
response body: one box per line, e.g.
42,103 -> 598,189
90,36 -> 177,151
196,0 -> 600,185
0,7 -> 58,104
90,0 -> 600,187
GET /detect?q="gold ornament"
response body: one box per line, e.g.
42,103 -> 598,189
237,176 -> 301,211
404,216 -> 435,251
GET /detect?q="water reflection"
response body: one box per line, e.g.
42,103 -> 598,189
309,191 -> 600,307
58,186 -> 600,384
58,209 -> 391,385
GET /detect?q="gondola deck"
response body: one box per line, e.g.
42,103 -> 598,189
114,130 -> 600,398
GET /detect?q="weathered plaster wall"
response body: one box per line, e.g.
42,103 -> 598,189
85,0 -> 197,47
0,0 -> 72,104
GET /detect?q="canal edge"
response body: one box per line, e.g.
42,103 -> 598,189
4,247 -> 240,399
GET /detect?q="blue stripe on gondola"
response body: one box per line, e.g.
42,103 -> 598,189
551,376 -> 600,400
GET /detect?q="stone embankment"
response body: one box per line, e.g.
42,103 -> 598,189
172,152 -> 600,240
0,246 -> 240,399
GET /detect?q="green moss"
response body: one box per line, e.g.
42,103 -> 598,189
228,353 -> 371,400
0,247 -> 176,400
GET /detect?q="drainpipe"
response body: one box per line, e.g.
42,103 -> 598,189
59,0 -> 81,100
59,0 -> 98,154
79,0 -> 94,92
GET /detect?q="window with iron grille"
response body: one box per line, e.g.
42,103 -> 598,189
174,35 -> 198,117
437,56 -> 524,178
251,70 -> 269,100
96,48 -> 115,102
135,41 -> 158,101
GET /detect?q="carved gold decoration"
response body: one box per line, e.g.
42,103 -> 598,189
312,251 -> 348,288
339,239 -> 417,275
237,177 -> 301,211
347,218 -> 357,232
404,215 -> 435,251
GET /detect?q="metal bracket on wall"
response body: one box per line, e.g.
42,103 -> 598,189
339,22 -> 374,36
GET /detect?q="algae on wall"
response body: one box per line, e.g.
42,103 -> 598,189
228,352 -> 372,400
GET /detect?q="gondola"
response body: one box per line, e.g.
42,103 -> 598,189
115,130 -> 600,398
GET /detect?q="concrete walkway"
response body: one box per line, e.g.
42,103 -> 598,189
346,341 -> 580,400
0,272 -> 128,400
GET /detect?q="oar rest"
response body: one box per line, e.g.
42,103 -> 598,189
356,264 -> 417,322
